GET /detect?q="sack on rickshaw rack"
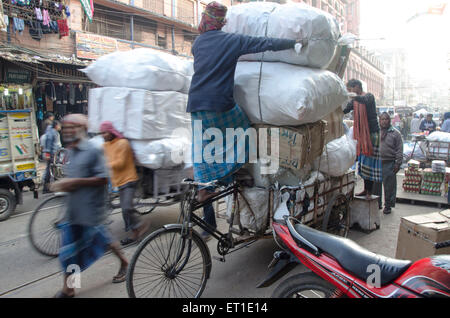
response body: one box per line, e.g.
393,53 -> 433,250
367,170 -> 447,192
82,48 -> 193,93
314,134 -> 357,177
225,187 -> 280,233
131,138 -> 192,169
426,131 -> 450,143
88,87 -> 191,139
222,2 -> 341,69
234,62 -> 348,126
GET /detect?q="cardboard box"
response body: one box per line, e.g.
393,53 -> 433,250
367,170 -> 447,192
254,121 -> 326,172
396,210 -> 450,261
322,108 -> 345,144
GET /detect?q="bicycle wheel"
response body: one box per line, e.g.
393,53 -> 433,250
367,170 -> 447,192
126,226 -> 211,298
272,272 -> 342,298
28,194 -> 66,257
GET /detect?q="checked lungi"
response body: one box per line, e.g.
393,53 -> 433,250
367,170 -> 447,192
357,131 -> 382,183
59,222 -> 112,273
191,104 -> 252,185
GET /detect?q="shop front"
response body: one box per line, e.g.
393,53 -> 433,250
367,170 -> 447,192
0,49 -> 94,135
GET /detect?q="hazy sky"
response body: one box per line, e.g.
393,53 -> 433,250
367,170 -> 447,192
359,0 -> 449,82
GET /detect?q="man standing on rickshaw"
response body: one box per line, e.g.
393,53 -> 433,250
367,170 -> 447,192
187,1 -> 302,240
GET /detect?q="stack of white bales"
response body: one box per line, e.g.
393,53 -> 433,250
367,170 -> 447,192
223,2 -> 357,183
83,48 -> 193,169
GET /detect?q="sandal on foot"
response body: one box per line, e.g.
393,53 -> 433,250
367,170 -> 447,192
112,267 -> 127,283
120,237 -> 136,246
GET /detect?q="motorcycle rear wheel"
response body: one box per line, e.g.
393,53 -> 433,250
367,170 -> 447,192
271,272 -> 345,298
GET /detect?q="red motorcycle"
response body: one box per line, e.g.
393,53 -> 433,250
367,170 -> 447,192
258,194 -> 450,298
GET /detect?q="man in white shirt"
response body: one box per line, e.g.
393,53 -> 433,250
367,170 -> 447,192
410,114 -> 421,134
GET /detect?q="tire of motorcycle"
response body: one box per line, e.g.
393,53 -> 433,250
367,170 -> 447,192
271,272 -> 344,298
0,189 -> 16,222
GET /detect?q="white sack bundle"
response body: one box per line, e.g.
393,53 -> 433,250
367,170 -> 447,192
88,87 -> 191,140
426,131 -> 450,143
315,134 -> 356,177
234,62 -> 348,126
130,138 -> 191,169
222,2 -> 340,68
226,187 -> 279,233
82,48 -> 193,93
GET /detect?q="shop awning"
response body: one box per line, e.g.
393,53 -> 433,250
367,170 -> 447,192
0,45 -> 91,67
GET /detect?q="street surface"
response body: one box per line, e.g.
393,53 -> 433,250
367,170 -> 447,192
0,179 -> 442,298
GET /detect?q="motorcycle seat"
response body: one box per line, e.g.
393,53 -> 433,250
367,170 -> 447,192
292,222 -> 412,286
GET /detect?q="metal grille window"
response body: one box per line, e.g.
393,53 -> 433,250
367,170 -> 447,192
177,0 -> 195,25
142,0 -> 164,15
87,11 -> 129,40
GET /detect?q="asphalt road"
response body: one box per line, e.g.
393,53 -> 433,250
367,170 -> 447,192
0,182 -> 442,298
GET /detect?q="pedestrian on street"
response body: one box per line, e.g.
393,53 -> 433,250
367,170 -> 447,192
51,114 -> 128,298
99,121 -> 148,246
373,112 -> 403,214
344,79 -> 382,198
187,1 -> 303,240
41,112 -> 54,135
440,112 -> 450,133
419,113 -> 437,133
410,114 -> 421,134
42,120 -> 60,193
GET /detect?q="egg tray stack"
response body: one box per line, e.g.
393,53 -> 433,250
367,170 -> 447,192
420,168 -> 445,196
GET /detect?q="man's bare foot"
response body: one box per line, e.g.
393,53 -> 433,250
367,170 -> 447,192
197,189 -> 219,202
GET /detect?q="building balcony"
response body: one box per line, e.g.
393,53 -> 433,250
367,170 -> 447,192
94,0 -> 200,32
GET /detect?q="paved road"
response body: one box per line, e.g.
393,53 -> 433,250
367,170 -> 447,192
0,182 -> 442,298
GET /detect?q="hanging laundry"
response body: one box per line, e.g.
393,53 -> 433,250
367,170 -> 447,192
35,8 -> 43,21
27,20 -> 43,40
12,18 -> 25,35
0,2 -> 6,31
57,19 -> 69,37
49,20 -> 59,33
42,9 -> 50,26
1,15 -> 8,32
65,6 -> 71,17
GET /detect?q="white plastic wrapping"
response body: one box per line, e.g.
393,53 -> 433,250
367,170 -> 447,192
234,61 -> 348,126
315,134 -> 357,177
82,48 -> 193,93
88,87 -> 191,140
222,2 -> 340,68
130,138 -> 191,169
427,131 -> 450,142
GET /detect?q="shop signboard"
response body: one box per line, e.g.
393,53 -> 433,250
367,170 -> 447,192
76,32 -> 119,60
5,69 -> 31,84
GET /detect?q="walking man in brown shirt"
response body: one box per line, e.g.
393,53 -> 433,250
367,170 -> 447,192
100,121 -> 148,245
373,112 -> 404,214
